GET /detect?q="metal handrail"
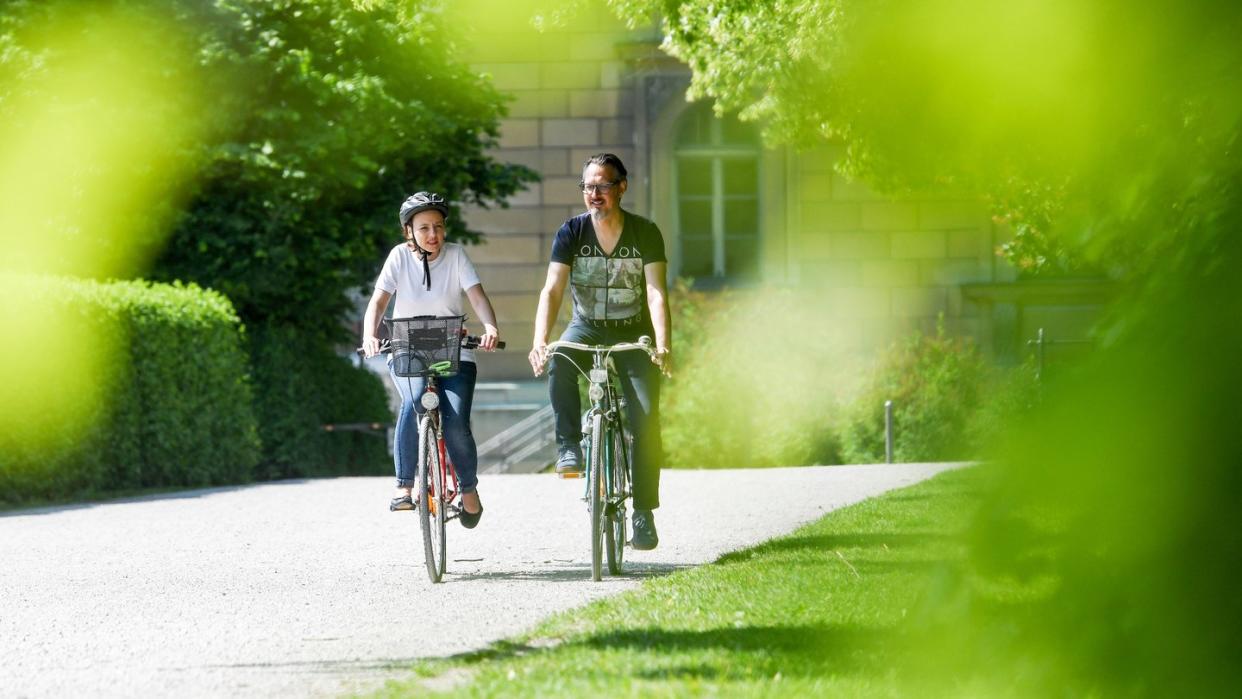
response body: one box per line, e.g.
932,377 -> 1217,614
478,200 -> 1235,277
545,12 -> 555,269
477,404 -> 556,474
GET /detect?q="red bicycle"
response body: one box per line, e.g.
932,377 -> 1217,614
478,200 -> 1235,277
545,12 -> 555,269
361,315 -> 504,583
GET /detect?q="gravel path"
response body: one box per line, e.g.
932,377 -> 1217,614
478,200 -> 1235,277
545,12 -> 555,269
0,462 -> 960,697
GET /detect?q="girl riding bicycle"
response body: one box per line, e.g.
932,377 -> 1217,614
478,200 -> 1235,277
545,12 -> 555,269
361,192 -> 500,528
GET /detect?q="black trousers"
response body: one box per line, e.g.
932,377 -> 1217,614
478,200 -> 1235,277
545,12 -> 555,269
548,321 -> 663,510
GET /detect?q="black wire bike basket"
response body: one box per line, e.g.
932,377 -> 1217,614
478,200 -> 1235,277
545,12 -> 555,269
386,315 -> 464,377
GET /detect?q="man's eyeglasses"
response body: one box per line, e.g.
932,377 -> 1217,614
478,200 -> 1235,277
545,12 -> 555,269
579,180 -> 619,195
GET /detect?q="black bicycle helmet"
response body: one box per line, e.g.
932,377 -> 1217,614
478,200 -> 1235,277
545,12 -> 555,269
398,191 -> 449,227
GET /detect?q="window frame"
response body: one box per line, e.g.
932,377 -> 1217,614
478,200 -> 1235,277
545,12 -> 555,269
672,108 -> 763,287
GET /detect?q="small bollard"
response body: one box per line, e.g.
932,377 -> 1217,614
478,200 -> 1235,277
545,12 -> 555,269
884,400 -> 894,464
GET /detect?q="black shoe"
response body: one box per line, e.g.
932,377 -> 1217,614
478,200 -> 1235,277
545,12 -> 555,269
459,497 -> 483,529
555,446 -> 584,475
631,509 -> 658,550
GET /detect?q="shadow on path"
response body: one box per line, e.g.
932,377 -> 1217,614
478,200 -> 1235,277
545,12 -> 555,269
449,561 -> 691,583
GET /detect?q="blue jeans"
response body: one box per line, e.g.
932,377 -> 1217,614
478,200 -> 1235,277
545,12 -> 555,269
389,360 -> 479,493
548,322 -> 663,510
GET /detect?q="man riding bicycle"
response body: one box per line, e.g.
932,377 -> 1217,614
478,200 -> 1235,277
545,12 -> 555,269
528,153 -> 671,550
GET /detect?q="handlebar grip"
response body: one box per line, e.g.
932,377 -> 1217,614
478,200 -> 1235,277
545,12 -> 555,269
357,339 -> 393,358
462,336 -> 506,350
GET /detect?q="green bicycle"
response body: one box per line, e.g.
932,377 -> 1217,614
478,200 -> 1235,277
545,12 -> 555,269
542,336 -> 657,581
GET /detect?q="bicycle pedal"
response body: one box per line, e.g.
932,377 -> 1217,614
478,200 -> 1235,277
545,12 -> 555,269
557,472 -> 584,479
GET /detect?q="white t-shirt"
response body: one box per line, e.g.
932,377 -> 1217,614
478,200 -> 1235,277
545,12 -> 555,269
375,242 -> 482,363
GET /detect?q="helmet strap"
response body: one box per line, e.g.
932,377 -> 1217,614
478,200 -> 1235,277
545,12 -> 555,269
411,238 -> 432,291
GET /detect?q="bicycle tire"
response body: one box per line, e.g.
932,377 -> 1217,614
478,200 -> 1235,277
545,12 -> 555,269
604,422 -> 628,576
418,415 -> 447,583
588,411 -> 605,582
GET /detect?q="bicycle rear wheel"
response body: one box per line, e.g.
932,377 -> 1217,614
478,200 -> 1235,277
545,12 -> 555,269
588,412 -> 605,582
605,424 -> 630,575
418,415 -> 447,583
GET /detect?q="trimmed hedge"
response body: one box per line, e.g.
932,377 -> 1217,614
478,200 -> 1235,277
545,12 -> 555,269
248,323 -> 391,480
0,275 -> 260,504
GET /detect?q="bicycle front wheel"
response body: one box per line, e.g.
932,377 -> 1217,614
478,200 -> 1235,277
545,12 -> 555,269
588,411 -> 606,582
605,424 -> 630,576
418,415 -> 447,583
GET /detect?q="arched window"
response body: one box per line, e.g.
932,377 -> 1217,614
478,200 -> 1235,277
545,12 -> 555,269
673,104 -> 761,286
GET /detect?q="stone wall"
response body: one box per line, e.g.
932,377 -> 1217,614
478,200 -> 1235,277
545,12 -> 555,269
451,2 -> 656,378
789,145 -> 1011,353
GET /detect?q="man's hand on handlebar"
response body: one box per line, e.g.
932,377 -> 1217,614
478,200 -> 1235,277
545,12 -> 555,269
529,342 -> 549,377
653,347 -> 672,378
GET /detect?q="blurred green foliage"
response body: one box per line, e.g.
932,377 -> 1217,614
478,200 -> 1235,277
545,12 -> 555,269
664,291 -> 1034,468
614,0 -> 1242,693
0,275 -> 259,504
0,0 -> 208,278
662,280 -> 845,467
838,318 -> 990,464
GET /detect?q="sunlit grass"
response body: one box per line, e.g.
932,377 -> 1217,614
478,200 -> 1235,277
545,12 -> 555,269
370,467 -> 985,697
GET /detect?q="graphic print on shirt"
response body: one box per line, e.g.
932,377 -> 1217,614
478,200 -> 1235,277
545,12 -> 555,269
551,211 -> 666,328
572,251 -> 644,322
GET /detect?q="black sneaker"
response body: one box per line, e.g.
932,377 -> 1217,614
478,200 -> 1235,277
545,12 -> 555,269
555,446 -> 584,475
631,509 -> 658,550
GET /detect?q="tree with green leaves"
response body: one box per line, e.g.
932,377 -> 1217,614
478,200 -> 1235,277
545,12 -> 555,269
607,0 -> 1241,279
2,0 -> 536,340
606,1 -> 1242,694
159,0 -> 536,339
2,0 -> 537,478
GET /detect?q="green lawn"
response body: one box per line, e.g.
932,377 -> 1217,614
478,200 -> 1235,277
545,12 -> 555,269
370,467 -> 1006,698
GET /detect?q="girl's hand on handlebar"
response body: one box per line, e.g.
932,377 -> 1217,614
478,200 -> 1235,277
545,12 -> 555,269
478,325 -> 500,351
361,335 -> 383,359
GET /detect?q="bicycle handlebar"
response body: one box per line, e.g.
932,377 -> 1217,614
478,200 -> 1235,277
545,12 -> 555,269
538,336 -> 669,379
543,338 -> 656,357
356,336 -> 506,358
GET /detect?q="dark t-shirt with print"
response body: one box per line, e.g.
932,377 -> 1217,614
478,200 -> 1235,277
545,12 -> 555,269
550,210 -> 667,330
